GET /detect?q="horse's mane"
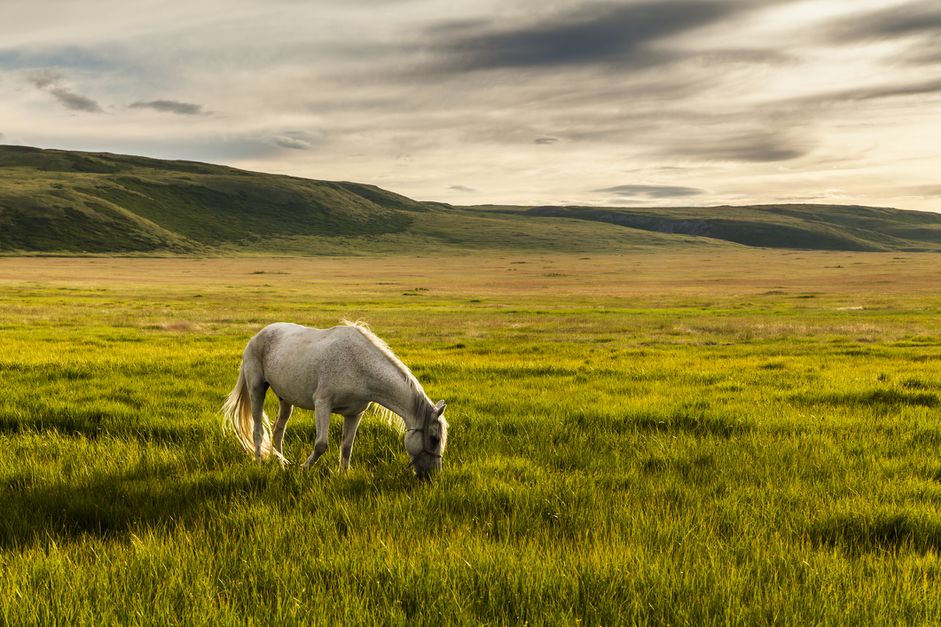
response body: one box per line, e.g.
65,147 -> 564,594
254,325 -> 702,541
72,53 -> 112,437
341,320 -> 428,434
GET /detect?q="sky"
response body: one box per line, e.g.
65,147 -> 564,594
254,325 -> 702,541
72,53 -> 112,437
1,0 -> 939,211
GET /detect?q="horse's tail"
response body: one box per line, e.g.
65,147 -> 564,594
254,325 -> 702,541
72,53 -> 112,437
221,362 -> 276,460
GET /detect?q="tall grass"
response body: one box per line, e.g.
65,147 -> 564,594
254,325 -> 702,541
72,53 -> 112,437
1,253 -> 940,624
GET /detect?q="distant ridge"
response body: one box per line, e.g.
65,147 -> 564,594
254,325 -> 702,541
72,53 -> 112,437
515,204 -> 941,252
1,145 -> 939,254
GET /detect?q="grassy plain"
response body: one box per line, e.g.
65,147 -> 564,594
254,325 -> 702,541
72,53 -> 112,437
1,251 -> 941,625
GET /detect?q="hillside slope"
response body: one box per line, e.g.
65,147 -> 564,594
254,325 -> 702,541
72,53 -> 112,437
1,145 -> 939,254
0,145 -> 709,254
0,145 -> 428,253
487,204 -> 941,252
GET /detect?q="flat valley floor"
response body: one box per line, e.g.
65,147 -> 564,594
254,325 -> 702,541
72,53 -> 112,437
1,251 -> 940,624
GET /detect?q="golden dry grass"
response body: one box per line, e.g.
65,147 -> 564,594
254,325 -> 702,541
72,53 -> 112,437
2,250 -> 939,298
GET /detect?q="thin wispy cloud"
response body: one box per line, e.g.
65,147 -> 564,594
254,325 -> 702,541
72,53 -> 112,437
658,131 -> 810,163
129,100 -> 206,115
27,68 -> 64,89
273,136 -> 312,150
596,184 -> 704,199
271,131 -> 321,151
792,77 -> 941,106
823,0 -> 941,44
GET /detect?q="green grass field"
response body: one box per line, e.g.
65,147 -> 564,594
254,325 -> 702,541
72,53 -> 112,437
2,252 -> 941,625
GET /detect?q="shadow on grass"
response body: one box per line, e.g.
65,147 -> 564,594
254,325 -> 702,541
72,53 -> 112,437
567,405 -> 751,438
0,407 -> 211,446
625,410 -> 751,438
640,452 -> 716,484
791,388 -> 939,413
808,512 -> 941,554
1,459 -> 421,549
0,462 -> 267,548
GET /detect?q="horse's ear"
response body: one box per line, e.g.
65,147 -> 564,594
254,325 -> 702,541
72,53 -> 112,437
433,400 -> 447,416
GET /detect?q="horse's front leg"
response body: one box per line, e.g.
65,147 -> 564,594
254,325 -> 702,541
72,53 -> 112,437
339,410 -> 365,473
302,398 -> 331,468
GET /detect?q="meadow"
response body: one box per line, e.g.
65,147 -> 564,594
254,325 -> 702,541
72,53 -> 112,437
1,251 -> 941,625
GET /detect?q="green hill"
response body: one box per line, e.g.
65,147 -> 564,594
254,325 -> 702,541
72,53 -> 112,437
506,204 -> 941,252
1,145 -> 939,254
0,145 -> 426,254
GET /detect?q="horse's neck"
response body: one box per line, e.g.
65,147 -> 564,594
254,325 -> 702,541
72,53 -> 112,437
370,362 -> 430,428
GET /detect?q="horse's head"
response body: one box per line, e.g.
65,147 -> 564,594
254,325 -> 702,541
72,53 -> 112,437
405,400 -> 448,480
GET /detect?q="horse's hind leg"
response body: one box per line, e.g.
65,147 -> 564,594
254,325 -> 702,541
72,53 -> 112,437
339,410 -> 365,473
272,398 -> 293,458
247,379 -> 269,460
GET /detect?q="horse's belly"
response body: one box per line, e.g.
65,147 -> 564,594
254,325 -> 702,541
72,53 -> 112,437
269,379 -> 317,410
262,356 -> 319,409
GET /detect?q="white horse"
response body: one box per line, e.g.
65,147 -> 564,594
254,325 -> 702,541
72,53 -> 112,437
222,321 -> 447,479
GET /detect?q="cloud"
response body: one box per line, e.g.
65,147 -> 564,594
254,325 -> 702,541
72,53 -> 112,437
28,68 -> 64,88
2,0 -> 938,213
129,99 -> 205,115
28,69 -> 103,112
657,130 -> 808,162
49,87 -> 102,112
692,47 -> 797,66
897,185 -> 941,197
438,1 -> 744,71
792,77 -> 941,107
2,47 -> 118,73
820,1 -> 941,68
823,0 -> 941,43
271,130 -> 322,151
595,184 -> 704,199
273,136 -> 312,150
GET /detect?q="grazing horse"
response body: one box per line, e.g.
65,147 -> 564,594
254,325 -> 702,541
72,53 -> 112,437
222,321 -> 448,479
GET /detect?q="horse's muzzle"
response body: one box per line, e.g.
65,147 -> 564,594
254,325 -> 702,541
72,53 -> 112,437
413,454 -> 441,480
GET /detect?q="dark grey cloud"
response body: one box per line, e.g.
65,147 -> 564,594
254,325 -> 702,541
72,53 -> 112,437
28,69 -> 103,112
595,184 -> 704,198
449,185 -> 477,193
533,136 -> 559,144
824,0 -> 941,43
439,1 -> 745,71
659,131 -> 808,162
49,87 -> 103,112
129,99 -> 205,115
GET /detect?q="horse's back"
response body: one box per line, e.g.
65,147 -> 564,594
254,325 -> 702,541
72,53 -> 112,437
242,323 -> 375,408
247,322 -> 364,358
